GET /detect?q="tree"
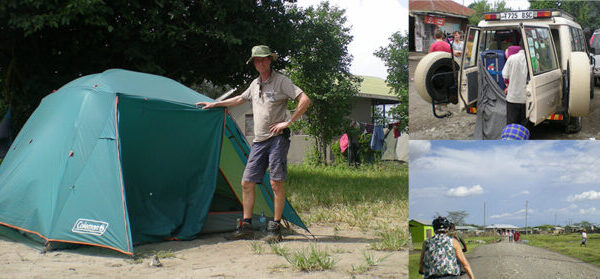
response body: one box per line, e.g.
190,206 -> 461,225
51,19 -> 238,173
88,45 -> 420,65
0,0 -> 300,131
374,31 -> 409,131
529,0 -> 600,32
468,0 -> 511,26
447,210 -> 469,226
286,2 -> 360,165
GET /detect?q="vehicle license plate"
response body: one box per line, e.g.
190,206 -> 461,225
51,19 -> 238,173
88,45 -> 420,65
500,11 -> 534,20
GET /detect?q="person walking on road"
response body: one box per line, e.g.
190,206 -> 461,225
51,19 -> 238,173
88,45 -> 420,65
581,229 -> 588,247
196,45 -> 311,242
420,216 -> 474,279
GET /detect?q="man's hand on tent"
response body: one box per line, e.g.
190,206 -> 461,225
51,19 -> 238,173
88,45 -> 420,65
269,121 -> 290,135
196,102 -> 216,109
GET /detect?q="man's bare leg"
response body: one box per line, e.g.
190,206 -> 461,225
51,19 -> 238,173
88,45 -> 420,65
241,181 -> 256,219
270,180 -> 285,221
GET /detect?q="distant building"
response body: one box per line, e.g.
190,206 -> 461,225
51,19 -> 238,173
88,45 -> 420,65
455,225 -> 478,232
409,0 -> 475,52
485,224 -> 519,235
410,219 -> 435,243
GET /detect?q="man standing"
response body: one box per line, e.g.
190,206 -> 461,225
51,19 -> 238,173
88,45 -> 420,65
196,45 -> 311,242
502,40 -> 528,127
429,29 -> 451,53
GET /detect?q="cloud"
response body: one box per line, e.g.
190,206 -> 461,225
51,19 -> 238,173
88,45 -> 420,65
567,191 -> 600,202
411,186 -> 447,199
409,140 -> 431,161
445,185 -> 483,198
490,208 -> 534,219
578,207 -> 599,215
511,190 -> 530,197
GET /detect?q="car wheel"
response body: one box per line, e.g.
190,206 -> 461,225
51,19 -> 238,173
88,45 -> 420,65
568,52 -> 591,117
414,52 -> 460,104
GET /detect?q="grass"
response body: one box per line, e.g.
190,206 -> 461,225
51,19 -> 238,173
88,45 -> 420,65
287,163 -> 408,249
155,249 -> 176,259
408,235 -> 502,279
283,245 -> 337,271
349,251 -> 390,275
521,233 -> 600,267
270,243 -> 289,256
249,241 -> 265,255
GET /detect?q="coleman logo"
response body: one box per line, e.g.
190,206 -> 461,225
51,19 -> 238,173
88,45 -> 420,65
72,219 -> 109,236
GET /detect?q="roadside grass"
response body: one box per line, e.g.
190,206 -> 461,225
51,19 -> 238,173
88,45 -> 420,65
409,235 -> 502,279
522,233 -> 600,267
287,162 -> 408,250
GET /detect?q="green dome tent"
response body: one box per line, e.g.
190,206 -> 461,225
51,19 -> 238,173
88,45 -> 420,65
0,69 -> 307,255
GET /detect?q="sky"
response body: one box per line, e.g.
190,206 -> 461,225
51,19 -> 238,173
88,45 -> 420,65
409,141 -> 600,227
456,0 -> 530,10
295,0 -> 408,79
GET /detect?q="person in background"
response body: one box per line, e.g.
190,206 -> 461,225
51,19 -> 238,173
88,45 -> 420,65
452,31 -> 464,57
581,229 -> 587,247
420,216 -> 474,279
429,29 -> 451,53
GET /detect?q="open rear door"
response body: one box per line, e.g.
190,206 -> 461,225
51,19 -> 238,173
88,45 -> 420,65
521,25 -> 562,124
459,27 -> 481,112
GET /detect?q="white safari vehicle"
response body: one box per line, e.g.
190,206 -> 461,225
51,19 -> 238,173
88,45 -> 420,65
415,10 -> 593,133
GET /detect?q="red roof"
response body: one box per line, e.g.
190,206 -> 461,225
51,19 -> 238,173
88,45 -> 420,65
410,0 -> 475,18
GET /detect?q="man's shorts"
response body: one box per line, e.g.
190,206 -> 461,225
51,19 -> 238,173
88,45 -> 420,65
242,132 -> 290,183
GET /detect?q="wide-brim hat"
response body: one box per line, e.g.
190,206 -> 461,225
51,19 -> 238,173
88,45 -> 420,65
246,45 -> 278,64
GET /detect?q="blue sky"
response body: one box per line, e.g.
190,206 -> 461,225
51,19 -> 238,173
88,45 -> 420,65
296,0 -> 408,79
410,141 -> 600,227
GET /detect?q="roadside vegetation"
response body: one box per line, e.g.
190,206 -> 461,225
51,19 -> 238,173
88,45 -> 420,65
522,233 -> 600,267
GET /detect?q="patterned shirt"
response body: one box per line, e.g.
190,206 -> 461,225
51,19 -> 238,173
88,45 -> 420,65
241,71 -> 303,142
423,234 -> 461,278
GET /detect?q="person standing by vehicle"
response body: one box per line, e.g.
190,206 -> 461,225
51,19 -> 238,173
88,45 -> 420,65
502,40 -> 528,127
452,31 -> 464,57
429,29 -> 451,53
419,217 -> 475,279
197,45 -> 311,242
581,229 -> 587,247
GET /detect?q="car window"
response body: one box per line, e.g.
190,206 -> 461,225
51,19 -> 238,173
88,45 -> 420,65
464,28 -> 480,68
592,33 -> 600,53
524,27 -> 558,75
570,27 -> 585,52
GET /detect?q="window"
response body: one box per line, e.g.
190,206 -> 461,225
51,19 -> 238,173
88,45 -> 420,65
570,27 -> 586,52
464,28 -> 480,68
524,27 -> 558,75
244,114 -> 254,137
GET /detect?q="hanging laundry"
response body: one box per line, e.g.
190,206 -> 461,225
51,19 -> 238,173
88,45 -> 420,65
393,126 -> 400,138
370,125 -> 384,151
339,133 -> 349,153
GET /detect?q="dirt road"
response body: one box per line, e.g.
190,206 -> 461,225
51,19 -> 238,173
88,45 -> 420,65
409,54 -> 600,140
462,241 -> 600,279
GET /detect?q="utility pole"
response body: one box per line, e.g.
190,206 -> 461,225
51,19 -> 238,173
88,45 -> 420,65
525,200 -> 529,235
554,213 -> 557,227
484,202 -> 486,227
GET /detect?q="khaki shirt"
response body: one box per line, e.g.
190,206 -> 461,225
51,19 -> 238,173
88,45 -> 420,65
241,71 -> 303,142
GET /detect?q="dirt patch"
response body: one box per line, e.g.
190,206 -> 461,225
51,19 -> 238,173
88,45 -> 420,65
462,241 -> 600,279
0,225 -> 407,278
409,54 -> 600,140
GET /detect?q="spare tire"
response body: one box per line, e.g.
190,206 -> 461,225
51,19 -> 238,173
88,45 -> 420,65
568,52 -> 591,116
414,52 -> 461,104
